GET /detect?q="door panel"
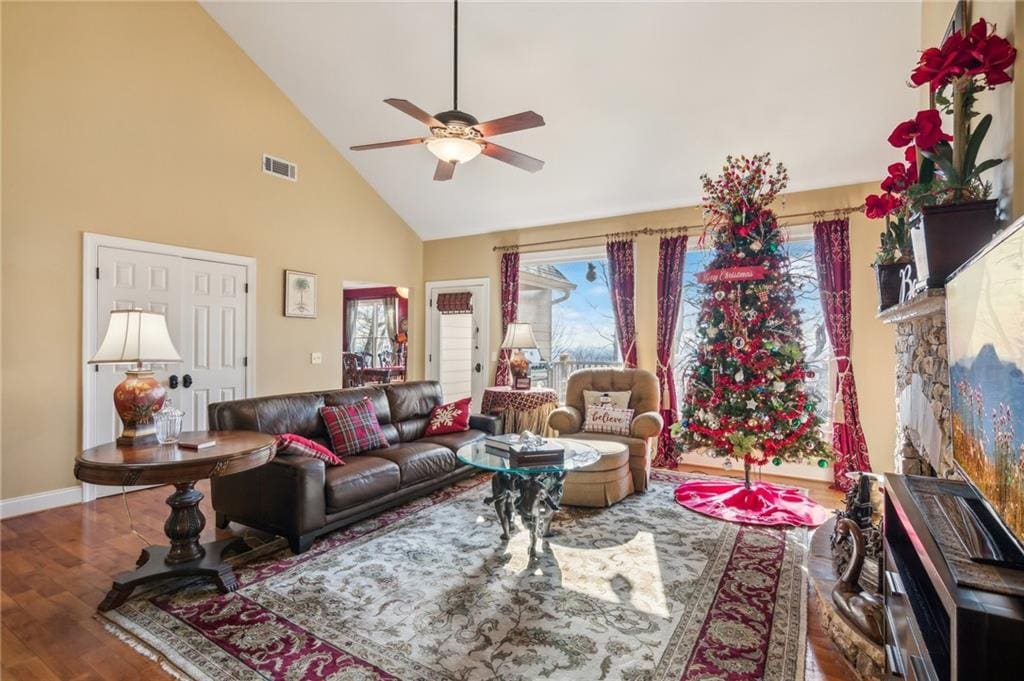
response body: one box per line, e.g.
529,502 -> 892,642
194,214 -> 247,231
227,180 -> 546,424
93,247 -> 182,446
178,258 -> 247,431
428,284 -> 486,411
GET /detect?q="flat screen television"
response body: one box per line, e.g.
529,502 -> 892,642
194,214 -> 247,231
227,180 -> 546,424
946,218 -> 1024,563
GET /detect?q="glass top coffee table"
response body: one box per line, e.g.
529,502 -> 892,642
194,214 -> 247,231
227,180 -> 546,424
457,439 -> 599,558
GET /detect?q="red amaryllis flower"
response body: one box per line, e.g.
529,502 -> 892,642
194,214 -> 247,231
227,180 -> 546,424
911,30 -> 972,91
865,193 -> 903,219
966,18 -> 1017,88
881,162 -> 914,193
888,109 -> 952,150
904,146 -> 919,183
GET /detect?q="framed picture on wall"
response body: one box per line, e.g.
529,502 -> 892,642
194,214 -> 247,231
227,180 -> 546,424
284,270 -> 317,318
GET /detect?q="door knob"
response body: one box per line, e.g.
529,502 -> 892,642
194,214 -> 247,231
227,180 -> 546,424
182,374 -> 193,388
474,363 -> 482,373
169,375 -> 179,389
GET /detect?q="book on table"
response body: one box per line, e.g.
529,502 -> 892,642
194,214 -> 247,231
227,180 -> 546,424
484,434 -> 564,455
176,433 -> 217,450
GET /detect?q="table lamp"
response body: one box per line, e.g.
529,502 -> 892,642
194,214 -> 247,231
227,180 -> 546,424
89,309 -> 182,446
501,322 -> 539,390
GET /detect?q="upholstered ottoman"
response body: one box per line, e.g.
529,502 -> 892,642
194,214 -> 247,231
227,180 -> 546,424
560,439 -> 634,508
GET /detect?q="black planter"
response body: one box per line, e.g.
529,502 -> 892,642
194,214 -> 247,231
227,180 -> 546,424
874,261 -> 917,312
910,199 -> 998,289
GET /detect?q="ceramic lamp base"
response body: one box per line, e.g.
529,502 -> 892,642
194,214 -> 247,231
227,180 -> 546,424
509,349 -> 531,390
114,369 -> 166,446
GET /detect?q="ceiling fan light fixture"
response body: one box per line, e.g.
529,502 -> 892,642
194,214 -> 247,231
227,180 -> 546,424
425,136 -> 483,164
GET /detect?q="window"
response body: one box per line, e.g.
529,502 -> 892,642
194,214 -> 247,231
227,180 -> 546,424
349,299 -> 394,368
518,247 -> 622,400
673,229 -> 832,433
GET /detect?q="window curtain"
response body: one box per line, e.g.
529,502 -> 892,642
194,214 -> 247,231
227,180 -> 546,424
383,297 -> 398,361
606,239 -> 638,368
813,217 -> 871,491
495,250 -> 520,386
344,299 -> 359,352
653,235 -> 687,468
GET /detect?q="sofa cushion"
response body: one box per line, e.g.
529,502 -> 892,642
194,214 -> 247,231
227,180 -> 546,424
324,456 -> 400,513
367,442 -> 457,485
418,428 -> 487,453
276,433 -> 344,466
321,399 -> 390,457
583,405 -> 634,436
424,397 -> 471,436
385,382 -> 443,441
323,386 -> 398,445
209,393 -> 327,440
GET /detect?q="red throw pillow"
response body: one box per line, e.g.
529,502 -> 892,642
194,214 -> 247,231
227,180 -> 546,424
320,399 -> 389,456
424,397 -> 472,436
276,433 -> 344,466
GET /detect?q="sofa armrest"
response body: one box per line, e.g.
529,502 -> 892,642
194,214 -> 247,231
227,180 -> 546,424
548,406 -> 583,435
211,454 -> 326,537
631,411 -> 664,439
469,413 -> 503,435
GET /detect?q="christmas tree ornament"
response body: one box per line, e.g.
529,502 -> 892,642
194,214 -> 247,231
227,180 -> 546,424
772,457 -> 782,466
714,290 -> 726,301
732,337 -> 747,350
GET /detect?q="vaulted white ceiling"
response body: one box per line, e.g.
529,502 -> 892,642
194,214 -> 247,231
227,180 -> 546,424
203,1 -> 921,240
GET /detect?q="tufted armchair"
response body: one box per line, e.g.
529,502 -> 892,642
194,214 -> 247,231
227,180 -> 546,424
547,368 -> 663,492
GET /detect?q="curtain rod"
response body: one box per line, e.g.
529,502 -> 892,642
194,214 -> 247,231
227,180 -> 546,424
491,204 -> 864,253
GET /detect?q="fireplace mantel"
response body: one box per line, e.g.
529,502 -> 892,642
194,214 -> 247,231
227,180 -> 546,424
878,288 -> 951,476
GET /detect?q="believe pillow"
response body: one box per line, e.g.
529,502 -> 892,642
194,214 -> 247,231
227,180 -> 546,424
276,433 -> 344,466
583,404 -> 634,437
424,397 -> 472,436
320,399 -> 389,456
583,390 -> 632,409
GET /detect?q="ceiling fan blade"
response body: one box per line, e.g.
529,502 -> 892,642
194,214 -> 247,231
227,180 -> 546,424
481,142 -> 544,173
472,111 -> 545,137
433,159 -> 456,182
384,98 -> 444,128
350,137 -> 424,151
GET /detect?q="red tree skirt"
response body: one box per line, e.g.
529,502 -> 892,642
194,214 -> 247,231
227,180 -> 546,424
674,477 -> 829,527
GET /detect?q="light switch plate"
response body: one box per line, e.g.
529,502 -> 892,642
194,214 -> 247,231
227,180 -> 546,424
311,352 -> 323,365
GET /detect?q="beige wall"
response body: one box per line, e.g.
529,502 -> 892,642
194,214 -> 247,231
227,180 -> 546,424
424,183 -> 899,474
1,2 -> 424,500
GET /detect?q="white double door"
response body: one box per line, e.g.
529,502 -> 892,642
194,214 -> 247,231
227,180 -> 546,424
89,245 -> 248,447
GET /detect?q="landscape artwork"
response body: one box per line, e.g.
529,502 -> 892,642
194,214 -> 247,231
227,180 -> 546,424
284,270 -> 317,318
947,223 -> 1024,542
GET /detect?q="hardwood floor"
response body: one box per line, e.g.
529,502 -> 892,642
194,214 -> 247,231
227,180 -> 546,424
1,468 -> 857,681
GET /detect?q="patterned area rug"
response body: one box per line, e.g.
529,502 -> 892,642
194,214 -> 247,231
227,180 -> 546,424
102,471 -> 809,681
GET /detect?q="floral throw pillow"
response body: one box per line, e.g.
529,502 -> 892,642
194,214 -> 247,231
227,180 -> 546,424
275,433 -> 344,466
320,399 -> 389,456
583,404 -> 634,437
424,397 -> 472,436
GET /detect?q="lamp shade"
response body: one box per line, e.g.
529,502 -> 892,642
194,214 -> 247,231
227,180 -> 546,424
89,309 -> 182,364
500,322 -> 539,350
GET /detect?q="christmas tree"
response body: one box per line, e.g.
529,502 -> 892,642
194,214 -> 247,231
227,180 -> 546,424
673,154 -> 831,483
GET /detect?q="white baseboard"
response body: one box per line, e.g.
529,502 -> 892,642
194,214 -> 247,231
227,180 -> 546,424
82,482 -> 158,502
0,486 -> 83,519
677,452 -> 833,483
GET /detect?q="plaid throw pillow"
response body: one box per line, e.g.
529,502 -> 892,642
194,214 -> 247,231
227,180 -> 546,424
320,399 -> 389,456
275,433 -> 344,466
424,397 -> 471,436
583,404 -> 634,436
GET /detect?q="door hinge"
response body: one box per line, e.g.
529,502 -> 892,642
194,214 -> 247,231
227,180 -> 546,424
244,283 -> 249,294
94,365 -> 99,372
428,353 -> 432,363
429,297 -> 433,308
95,267 -> 100,280
243,356 -> 248,367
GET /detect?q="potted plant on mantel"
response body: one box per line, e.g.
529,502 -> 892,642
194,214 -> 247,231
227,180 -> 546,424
865,148 -> 917,311
898,17 -> 1015,289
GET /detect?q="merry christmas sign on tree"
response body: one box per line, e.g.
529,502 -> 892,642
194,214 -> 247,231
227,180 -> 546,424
673,154 -> 831,474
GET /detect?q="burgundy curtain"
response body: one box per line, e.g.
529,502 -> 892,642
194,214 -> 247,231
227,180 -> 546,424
494,250 -> 520,386
813,217 -> 871,491
606,239 -> 638,368
653,235 -> 688,467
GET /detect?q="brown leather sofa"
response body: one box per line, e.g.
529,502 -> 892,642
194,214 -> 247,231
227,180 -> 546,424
208,381 -> 500,554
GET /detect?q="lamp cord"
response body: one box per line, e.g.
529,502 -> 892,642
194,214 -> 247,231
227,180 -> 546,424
121,485 -> 154,547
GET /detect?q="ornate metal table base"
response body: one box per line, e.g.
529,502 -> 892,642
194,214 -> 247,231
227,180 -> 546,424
484,471 -> 566,557
97,482 -> 246,611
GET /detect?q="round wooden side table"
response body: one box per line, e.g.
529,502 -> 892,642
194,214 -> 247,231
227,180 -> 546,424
74,430 -> 276,611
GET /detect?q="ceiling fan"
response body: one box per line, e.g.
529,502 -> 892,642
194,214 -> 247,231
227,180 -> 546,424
349,0 -> 545,182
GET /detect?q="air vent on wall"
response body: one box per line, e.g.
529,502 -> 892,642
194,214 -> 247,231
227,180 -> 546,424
262,154 -> 297,181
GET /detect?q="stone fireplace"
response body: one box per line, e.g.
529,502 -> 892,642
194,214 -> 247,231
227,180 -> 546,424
878,289 -> 952,477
